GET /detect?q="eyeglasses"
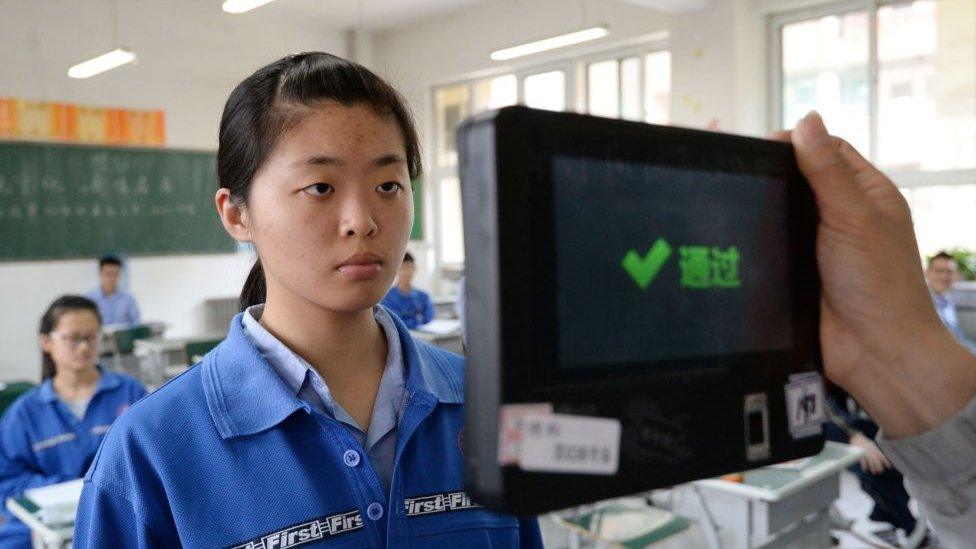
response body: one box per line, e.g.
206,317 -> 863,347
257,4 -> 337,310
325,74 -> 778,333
49,332 -> 100,348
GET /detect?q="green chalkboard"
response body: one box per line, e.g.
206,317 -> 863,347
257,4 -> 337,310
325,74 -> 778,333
411,177 -> 424,240
0,141 -> 234,260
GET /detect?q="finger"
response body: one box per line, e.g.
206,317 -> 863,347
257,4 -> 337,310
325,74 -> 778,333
768,129 -> 791,142
791,112 -> 868,213
869,457 -> 882,475
834,137 -> 912,222
834,137 -> 874,175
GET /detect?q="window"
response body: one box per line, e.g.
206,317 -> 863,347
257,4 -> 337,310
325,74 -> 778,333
774,0 -> 975,261
780,10 -> 871,158
902,184 -> 976,257
588,59 -> 620,118
523,70 -> 566,112
472,75 -> 518,113
432,43 -> 670,267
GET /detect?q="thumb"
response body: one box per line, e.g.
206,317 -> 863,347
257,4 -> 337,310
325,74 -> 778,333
791,112 -> 867,214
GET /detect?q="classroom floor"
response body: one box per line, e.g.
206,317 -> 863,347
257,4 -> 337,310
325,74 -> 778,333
538,470 -> 918,548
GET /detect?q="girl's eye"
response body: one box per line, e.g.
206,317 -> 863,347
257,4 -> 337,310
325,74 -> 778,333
303,183 -> 334,196
377,181 -> 402,195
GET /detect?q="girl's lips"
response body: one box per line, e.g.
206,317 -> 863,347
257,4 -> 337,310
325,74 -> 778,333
337,262 -> 382,280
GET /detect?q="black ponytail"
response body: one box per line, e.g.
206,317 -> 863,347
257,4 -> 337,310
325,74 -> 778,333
239,258 -> 267,312
217,52 -> 422,312
39,295 -> 101,381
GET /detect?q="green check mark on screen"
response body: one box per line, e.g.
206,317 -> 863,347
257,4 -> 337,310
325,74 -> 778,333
622,238 -> 672,290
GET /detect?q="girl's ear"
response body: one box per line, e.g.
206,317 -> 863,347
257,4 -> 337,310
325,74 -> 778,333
39,334 -> 54,355
215,189 -> 253,242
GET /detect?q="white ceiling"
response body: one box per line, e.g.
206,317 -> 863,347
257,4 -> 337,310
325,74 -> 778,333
230,0 -> 494,30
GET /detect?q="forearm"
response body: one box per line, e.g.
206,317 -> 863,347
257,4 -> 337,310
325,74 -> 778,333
844,324 -> 976,439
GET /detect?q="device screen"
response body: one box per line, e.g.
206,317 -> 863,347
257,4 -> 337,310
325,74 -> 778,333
553,155 -> 794,369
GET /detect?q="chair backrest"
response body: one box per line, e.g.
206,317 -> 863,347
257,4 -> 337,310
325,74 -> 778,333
184,338 -> 223,364
0,381 -> 36,416
113,325 -> 153,355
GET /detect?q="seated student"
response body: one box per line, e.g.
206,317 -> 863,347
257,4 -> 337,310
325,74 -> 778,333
381,252 -> 436,329
925,251 -> 976,354
824,384 -> 926,544
0,296 -> 146,547
85,255 -> 141,327
72,52 -> 542,547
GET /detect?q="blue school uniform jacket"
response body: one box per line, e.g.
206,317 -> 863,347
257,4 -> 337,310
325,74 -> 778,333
0,368 -> 146,547
73,312 -> 542,548
381,287 -> 436,329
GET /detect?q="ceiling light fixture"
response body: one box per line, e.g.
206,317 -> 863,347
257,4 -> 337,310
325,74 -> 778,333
67,0 -> 136,79
490,25 -> 610,61
222,0 -> 279,14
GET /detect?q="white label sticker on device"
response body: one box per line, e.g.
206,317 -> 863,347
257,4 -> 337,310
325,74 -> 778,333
497,403 -> 554,465
518,414 -> 621,475
784,372 -> 826,439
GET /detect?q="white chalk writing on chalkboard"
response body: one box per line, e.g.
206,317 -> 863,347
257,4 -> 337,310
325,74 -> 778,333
41,176 -> 65,194
134,176 -> 149,195
19,171 -> 31,197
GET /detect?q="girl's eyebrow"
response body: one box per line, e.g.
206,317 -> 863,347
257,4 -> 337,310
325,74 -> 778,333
293,153 -> 406,169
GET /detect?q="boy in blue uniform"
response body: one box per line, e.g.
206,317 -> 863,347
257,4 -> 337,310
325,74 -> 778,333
85,255 -> 141,327
0,295 -> 145,547
381,252 -> 436,329
73,53 -> 541,547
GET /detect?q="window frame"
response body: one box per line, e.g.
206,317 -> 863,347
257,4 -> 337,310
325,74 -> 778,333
769,0 -> 976,189
428,37 -> 670,274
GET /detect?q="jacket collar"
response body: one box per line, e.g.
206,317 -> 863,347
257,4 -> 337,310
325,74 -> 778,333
203,307 -> 462,440
38,365 -> 121,403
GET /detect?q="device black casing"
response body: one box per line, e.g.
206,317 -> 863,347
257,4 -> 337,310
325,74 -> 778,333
458,106 -> 823,515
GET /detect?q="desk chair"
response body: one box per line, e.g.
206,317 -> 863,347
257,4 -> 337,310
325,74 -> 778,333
106,325 -> 152,374
0,381 -> 36,416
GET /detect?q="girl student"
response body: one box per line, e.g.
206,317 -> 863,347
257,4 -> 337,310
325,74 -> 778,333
73,53 -> 543,547
0,295 -> 146,547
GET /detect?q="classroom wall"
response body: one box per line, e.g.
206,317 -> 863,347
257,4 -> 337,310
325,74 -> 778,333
0,1 -> 347,382
372,0 -> 774,138
369,0 -> 778,294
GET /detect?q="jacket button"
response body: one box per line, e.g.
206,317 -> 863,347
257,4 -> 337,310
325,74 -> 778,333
367,502 -> 384,521
343,449 -> 361,467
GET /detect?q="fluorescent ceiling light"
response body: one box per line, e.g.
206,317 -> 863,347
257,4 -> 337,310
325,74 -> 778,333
67,48 -> 136,79
222,0 -> 278,13
490,26 -> 610,61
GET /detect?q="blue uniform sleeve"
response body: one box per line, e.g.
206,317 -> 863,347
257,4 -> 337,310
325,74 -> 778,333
518,516 -> 544,548
422,291 -> 436,325
0,408 -> 73,501
74,480 -> 171,548
127,294 -> 142,326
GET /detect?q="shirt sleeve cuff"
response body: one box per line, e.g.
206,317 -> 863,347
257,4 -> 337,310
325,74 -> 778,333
877,394 -> 976,483
876,395 -> 976,518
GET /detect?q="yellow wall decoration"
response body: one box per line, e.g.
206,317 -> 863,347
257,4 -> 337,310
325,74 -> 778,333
0,98 -> 165,146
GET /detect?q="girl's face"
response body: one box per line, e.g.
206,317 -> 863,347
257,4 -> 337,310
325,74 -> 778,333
226,101 -> 413,314
41,310 -> 101,375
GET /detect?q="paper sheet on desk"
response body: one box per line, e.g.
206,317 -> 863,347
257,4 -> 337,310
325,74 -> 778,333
415,318 -> 461,335
24,479 -> 84,508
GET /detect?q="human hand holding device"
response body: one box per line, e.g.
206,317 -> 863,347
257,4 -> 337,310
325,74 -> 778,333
784,112 -> 976,439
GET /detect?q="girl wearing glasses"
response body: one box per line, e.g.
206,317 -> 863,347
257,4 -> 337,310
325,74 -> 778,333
0,295 -> 146,546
